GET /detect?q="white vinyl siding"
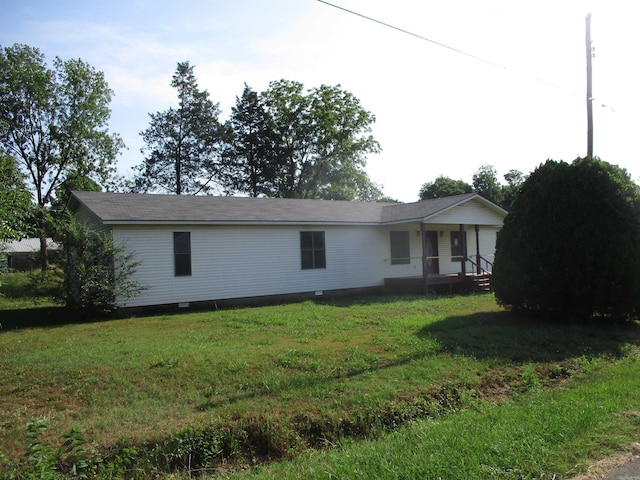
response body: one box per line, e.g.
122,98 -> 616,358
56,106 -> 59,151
426,201 -> 504,226
113,225 -> 392,308
75,204 -> 110,233
104,197 -> 505,308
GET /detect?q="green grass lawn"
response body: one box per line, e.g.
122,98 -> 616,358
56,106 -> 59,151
1,274 -> 639,479
239,353 -> 640,480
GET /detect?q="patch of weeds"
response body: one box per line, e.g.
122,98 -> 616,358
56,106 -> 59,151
519,364 -> 541,392
102,443 -> 141,479
149,358 -> 179,369
0,272 -> 35,298
153,425 -> 224,472
2,420 -> 97,479
546,362 -> 576,381
225,360 -> 248,374
243,417 -> 301,460
28,268 -> 63,299
275,349 -> 323,373
343,346 -> 379,374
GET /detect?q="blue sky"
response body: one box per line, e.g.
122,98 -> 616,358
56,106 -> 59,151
2,0 -> 639,202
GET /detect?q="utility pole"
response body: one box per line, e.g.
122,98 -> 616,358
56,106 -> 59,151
586,13 -> 594,158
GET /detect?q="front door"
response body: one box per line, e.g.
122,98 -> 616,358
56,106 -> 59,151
423,231 -> 440,274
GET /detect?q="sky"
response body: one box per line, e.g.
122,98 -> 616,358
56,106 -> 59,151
1,0 -> 639,203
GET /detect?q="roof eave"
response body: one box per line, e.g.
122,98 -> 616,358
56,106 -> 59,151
103,220 -> 383,227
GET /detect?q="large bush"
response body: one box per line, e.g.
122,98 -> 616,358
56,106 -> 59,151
493,157 -> 640,320
59,220 -> 145,315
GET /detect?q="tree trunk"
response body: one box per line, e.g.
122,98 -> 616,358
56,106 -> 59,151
38,211 -> 49,271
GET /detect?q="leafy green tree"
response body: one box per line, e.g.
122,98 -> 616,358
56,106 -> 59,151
0,154 -> 33,241
472,164 -> 503,206
59,218 -> 145,315
0,43 -> 124,269
134,61 -> 224,195
261,80 -> 381,200
50,172 -> 101,216
223,84 -> 278,197
419,176 -> 472,200
493,157 -> 640,321
501,169 -> 524,210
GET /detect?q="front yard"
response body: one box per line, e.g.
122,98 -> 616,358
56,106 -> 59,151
1,274 -> 639,478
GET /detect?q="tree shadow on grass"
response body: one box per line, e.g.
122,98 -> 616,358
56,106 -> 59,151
0,306 -> 86,330
417,310 -> 640,363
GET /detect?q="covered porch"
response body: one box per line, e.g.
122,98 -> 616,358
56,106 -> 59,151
384,222 -> 495,295
380,193 -> 505,295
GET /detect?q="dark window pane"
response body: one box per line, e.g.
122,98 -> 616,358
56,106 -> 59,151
174,232 -> 191,254
175,254 -> 192,276
314,249 -> 326,269
312,232 -> 324,249
390,231 -> 410,265
301,250 -> 314,269
300,231 -> 326,269
450,231 -> 467,262
174,232 -> 192,276
300,232 -> 313,250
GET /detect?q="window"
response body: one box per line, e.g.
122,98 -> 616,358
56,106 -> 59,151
174,232 -> 192,276
390,231 -> 410,265
300,231 -> 326,269
450,231 -> 467,262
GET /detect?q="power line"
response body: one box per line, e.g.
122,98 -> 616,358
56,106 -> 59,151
318,1 -> 618,113
317,0 -> 510,71
316,0 -> 575,93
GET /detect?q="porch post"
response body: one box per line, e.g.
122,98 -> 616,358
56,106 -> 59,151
420,222 -> 428,294
459,224 -> 466,275
475,224 -> 481,274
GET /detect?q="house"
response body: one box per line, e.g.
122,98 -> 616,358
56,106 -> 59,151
68,191 -> 507,310
0,238 -> 60,271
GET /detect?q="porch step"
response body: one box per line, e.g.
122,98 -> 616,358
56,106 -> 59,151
472,273 -> 492,293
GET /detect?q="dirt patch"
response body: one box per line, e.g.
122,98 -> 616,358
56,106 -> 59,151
477,372 -> 513,403
571,443 -> 640,480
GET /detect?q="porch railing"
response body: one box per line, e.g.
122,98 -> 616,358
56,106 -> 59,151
386,254 -> 494,274
465,255 -> 494,274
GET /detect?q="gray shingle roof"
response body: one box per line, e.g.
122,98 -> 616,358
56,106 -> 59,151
0,238 -> 60,253
69,191 -> 502,226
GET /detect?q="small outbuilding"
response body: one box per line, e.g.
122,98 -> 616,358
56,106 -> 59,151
68,191 -> 507,310
0,238 -> 60,271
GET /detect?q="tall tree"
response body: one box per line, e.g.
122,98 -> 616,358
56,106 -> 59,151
419,175 -> 472,200
472,164 -> 503,206
501,169 -> 524,210
134,62 -> 224,195
223,84 -> 277,197
0,153 -> 33,241
50,171 -> 102,218
261,80 -> 381,200
0,43 -> 124,269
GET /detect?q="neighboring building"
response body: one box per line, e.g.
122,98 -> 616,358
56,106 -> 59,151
0,238 -> 60,271
68,191 -> 507,310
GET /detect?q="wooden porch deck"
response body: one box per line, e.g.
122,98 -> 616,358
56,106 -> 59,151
384,273 -> 491,295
